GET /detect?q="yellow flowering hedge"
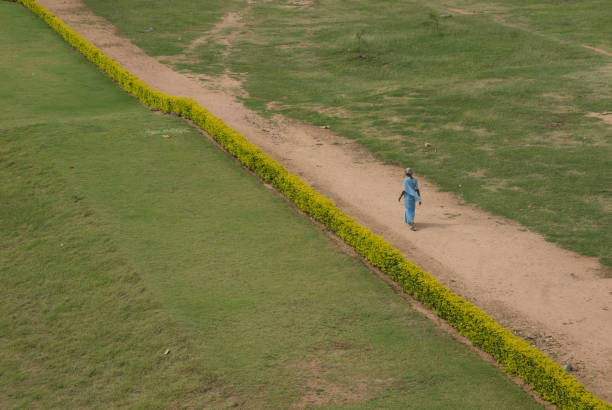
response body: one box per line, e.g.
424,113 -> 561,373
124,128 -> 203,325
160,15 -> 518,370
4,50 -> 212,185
16,0 -> 610,408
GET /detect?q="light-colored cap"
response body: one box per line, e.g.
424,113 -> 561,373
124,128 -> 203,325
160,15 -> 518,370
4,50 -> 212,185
405,168 -> 413,176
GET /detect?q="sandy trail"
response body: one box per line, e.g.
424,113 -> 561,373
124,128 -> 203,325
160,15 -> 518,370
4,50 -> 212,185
37,0 -> 612,401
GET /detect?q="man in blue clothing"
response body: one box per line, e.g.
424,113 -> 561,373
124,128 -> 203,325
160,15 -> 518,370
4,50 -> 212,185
398,168 -> 422,231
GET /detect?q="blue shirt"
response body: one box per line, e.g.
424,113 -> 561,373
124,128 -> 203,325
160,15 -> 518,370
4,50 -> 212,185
403,177 -> 421,202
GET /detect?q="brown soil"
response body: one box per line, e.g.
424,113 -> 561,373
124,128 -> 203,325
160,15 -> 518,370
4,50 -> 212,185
587,112 -> 612,126
38,0 -> 612,402
448,7 -> 480,15
582,45 -> 612,57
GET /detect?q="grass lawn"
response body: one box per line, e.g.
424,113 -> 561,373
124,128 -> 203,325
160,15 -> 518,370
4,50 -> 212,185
0,2 -> 544,408
82,0 -> 612,268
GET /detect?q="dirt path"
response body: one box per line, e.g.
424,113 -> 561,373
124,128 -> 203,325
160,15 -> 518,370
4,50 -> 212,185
38,0 -> 612,401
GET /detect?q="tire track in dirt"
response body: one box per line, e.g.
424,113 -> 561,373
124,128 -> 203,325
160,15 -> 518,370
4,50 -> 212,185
449,6 -> 612,57
37,0 -> 612,401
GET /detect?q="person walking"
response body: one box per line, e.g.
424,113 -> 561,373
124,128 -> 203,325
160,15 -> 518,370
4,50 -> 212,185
398,168 -> 422,231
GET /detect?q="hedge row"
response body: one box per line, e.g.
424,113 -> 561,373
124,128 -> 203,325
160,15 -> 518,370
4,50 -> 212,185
17,0 -> 610,408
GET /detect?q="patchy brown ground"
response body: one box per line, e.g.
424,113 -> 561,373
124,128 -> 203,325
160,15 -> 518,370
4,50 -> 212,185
587,111 -> 612,126
38,0 -> 612,402
450,6 -> 612,57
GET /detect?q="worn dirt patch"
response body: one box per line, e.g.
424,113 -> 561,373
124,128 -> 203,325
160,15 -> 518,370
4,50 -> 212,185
275,41 -> 315,49
280,0 -> 314,10
189,12 -> 243,53
448,7 -> 480,15
451,6 -> 612,59
158,10 -> 246,70
37,0 -> 612,403
310,105 -> 353,119
582,45 -> 612,57
587,111 -> 612,126
290,359 -> 376,409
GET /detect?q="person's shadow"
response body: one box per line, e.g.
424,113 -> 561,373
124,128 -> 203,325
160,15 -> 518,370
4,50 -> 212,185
413,222 -> 453,230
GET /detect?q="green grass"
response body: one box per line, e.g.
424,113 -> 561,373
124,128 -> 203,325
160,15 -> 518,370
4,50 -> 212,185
82,0 -> 612,267
441,0 -> 612,51
0,2 -> 544,408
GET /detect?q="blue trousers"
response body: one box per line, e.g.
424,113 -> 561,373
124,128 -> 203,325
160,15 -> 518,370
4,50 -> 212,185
404,198 -> 416,223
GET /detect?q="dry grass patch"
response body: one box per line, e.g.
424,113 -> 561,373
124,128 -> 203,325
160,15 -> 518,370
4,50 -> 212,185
467,169 -> 487,178
290,359 -> 378,409
276,42 -> 316,49
280,0 -> 314,10
588,195 -> 612,214
311,105 -> 353,119
470,78 -> 507,89
586,112 -> 612,126
482,178 -> 514,193
380,134 -> 404,141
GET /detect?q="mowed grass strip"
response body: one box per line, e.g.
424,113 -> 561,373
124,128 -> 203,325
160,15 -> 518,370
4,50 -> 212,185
0,3 -> 543,408
83,0 -> 612,268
